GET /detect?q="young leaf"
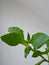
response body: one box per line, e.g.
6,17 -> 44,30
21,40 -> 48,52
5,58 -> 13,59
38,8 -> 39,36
27,33 -> 30,41
8,27 -> 24,39
31,33 -> 49,49
32,51 -> 43,58
1,33 -> 24,46
24,46 -> 31,58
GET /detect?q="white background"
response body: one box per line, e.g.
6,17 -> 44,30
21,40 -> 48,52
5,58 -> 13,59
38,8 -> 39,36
0,0 -> 49,65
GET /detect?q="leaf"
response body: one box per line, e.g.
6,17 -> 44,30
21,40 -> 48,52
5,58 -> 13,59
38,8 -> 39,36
24,46 -> 31,58
31,33 -> 49,49
8,27 -> 24,39
1,33 -> 24,46
46,40 -> 49,50
27,33 -> 30,41
32,51 -> 43,58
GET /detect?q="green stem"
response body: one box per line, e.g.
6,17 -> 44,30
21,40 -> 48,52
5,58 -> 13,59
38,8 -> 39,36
23,42 -> 49,64
35,59 -> 45,65
48,53 -> 49,65
30,46 -> 49,63
40,55 -> 49,62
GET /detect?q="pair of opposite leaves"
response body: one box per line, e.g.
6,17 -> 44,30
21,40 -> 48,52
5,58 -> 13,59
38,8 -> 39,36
1,27 -> 49,49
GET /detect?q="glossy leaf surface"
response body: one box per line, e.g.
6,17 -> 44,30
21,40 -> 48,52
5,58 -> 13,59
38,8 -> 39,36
31,33 -> 49,49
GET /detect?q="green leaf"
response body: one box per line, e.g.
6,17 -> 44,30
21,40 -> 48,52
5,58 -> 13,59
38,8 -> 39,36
8,27 -> 24,39
32,51 -> 43,58
1,33 -> 24,46
27,33 -> 30,41
31,33 -> 49,49
35,60 -> 44,65
24,46 -> 31,58
46,40 -> 49,50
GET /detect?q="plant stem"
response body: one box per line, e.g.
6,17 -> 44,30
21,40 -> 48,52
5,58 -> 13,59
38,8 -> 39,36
29,45 -> 49,63
30,46 -> 49,63
23,43 -> 49,63
40,55 -> 49,63
35,59 -> 45,65
48,53 -> 49,65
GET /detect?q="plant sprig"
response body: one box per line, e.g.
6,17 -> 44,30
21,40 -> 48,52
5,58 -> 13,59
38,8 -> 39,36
0,26 -> 49,65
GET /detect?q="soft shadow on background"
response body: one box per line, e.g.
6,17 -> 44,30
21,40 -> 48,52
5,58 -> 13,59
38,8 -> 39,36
0,0 -> 49,65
